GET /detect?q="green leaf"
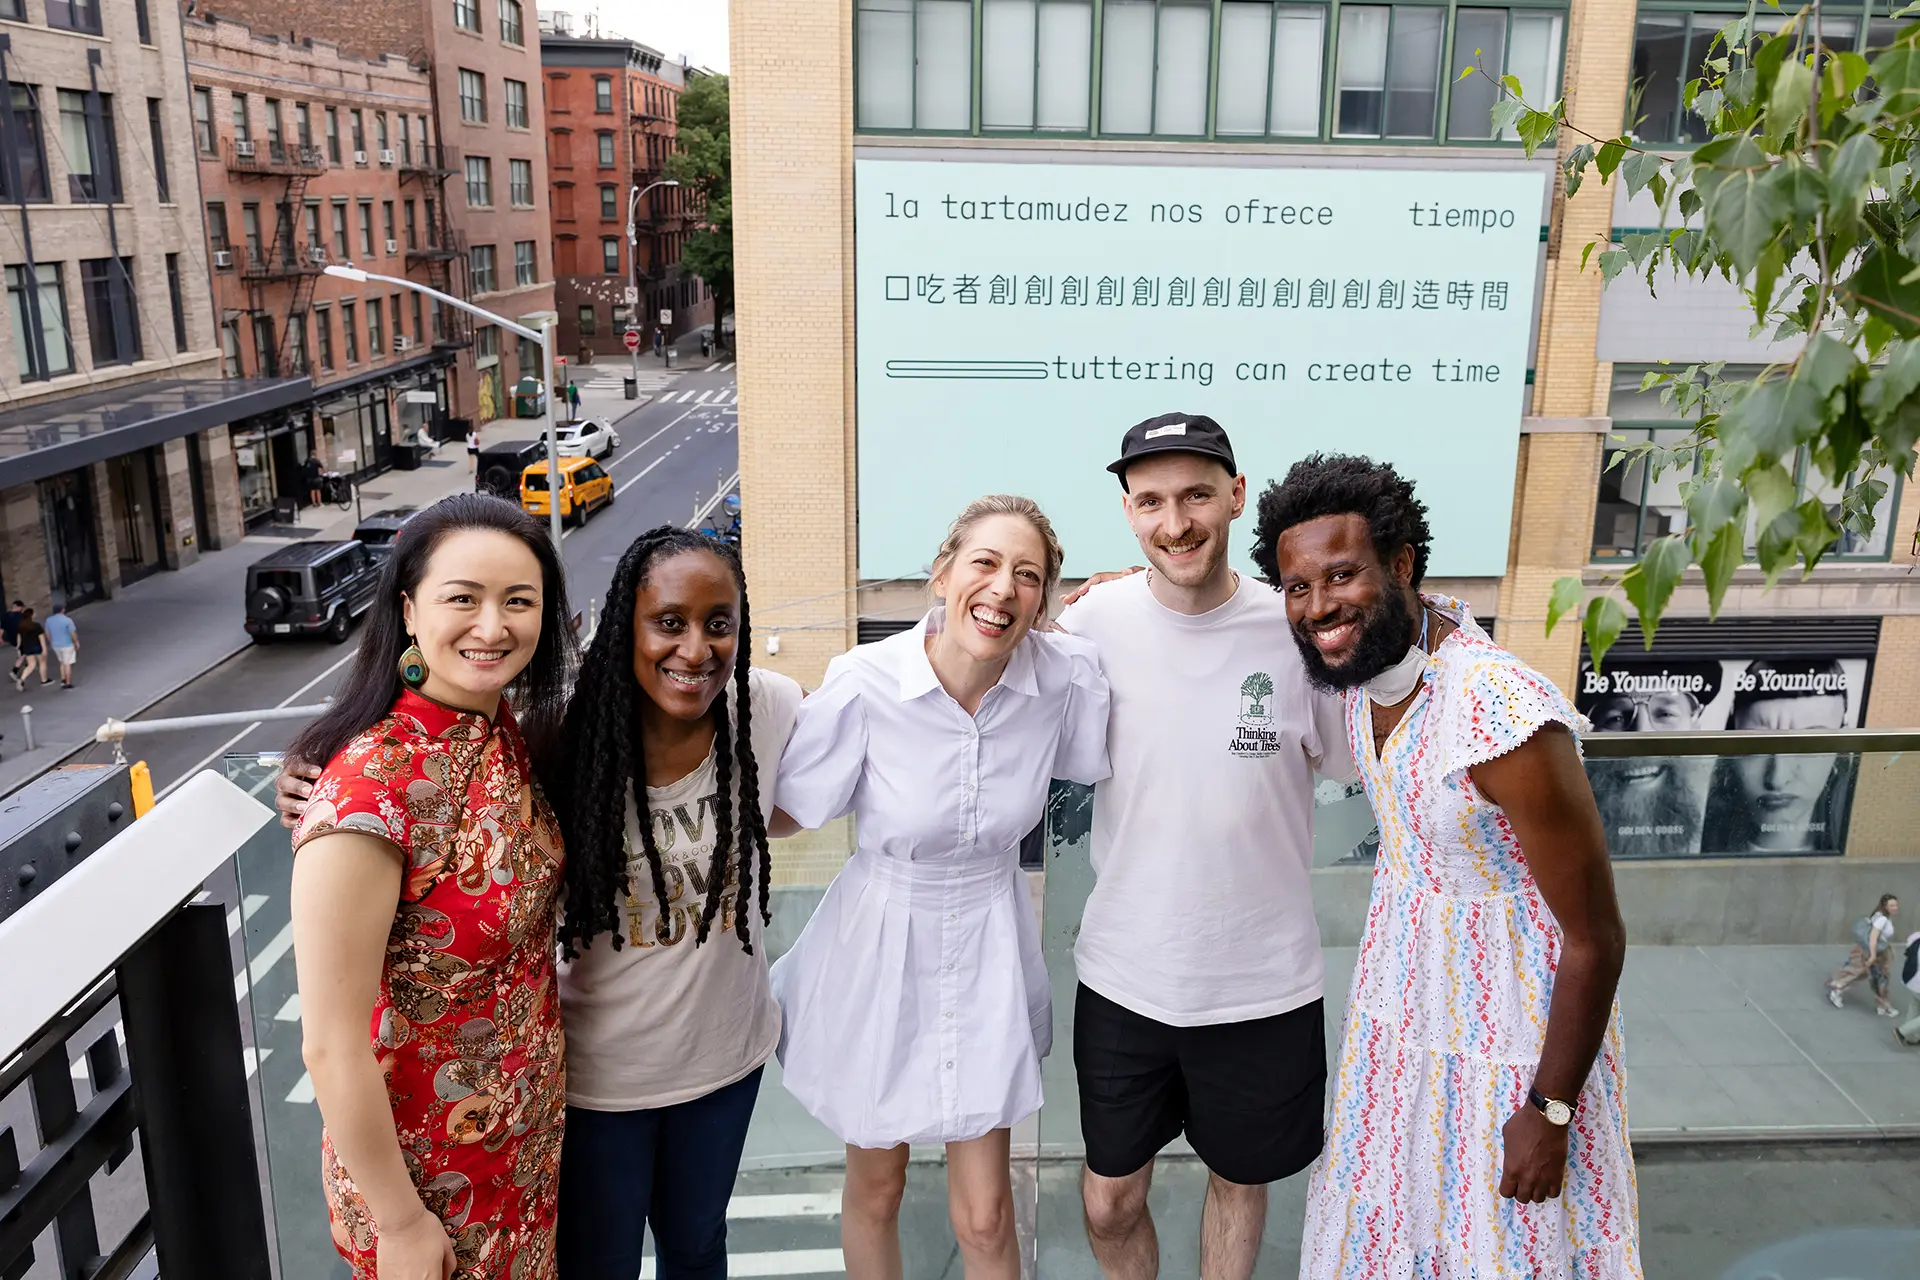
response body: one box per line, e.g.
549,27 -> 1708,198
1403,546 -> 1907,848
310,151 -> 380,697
1490,96 -> 1528,138
1844,245 -> 1920,337
1686,473 -> 1749,541
1746,460 -> 1800,529
1581,239 -> 1599,272
1765,58 -> 1814,144
1703,164 -> 1788,276
1622,149 -> 1664,197
1867,43 -> 1920,112
1622,231 -> 1664,267
1751,241 -> 1785,318
1692,86 -> 1725,124
1678,186 -> 1703,222
1563,146 -> 1589,197
1861,337 -> 1920,423
1516,104 -> 1560,156
1598,247 -> 1630,284
1544,576 -> 1584,638
1822,132 -> 1880,213
1583,595 -> 1630,673
1765,156 -> 1826,235
1696,520 -> 1745,619
1622,536 -> 1690,642
1596,139 -> 1627,180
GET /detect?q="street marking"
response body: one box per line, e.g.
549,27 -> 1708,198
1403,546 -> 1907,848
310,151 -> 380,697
226,893 -> 268,937
715,361 -> 735,371
689,470 -> 740,530
243,1047 -> 272,1079
641,1252 -> 842,1279
275,992 -> 301,1022
728,1192 -> 842,1219
156,646 -> 360,798
696,389 -> 715,404
286,1072 -> 315,1104
234,920 -> 296,1002
70,1022 -> 128,1081
614,453 -> 671,497
608,406 -> 703,472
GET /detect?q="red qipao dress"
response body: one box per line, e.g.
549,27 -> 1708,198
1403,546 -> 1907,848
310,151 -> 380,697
292,690 -> 567,1280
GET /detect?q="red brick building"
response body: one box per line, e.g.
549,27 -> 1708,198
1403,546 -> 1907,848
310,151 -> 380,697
188,13 -> 457,523
539,23 -> 713,365
198,0 -> 556,430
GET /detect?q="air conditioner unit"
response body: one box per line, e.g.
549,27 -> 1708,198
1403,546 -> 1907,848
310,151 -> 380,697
353,149 -> 368,165
212,249 -> 233,268
379,149 -> 395,166
385,238 -> 398,255
395,335 -> 415,352
308,245 -> 328,264
235,140 -> 255,157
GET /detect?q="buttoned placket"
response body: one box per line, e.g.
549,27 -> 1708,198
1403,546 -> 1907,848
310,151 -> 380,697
936,690 -> 991,1132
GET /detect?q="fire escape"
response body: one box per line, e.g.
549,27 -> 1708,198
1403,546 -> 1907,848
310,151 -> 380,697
224,137 -> 326,376
400,143 -> 474,350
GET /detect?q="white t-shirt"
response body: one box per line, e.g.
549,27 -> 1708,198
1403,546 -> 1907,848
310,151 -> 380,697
559,666 -> 802,1109
1060,571 -> 1351,1027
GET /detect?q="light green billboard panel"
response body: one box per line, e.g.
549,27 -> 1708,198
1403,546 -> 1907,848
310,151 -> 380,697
853,157 -> 1547,581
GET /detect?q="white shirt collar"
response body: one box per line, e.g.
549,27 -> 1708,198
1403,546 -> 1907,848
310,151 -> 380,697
897,608 -> 1039,703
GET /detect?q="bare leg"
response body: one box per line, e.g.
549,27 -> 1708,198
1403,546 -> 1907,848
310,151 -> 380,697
842,1143 -> 909,1280
1198,1172 -> 1266,1280
945,1128 -> 1019,1279
1083,1161 -> 1157,1279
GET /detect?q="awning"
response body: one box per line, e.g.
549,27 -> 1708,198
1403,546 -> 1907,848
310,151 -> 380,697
0,376 -> 314,491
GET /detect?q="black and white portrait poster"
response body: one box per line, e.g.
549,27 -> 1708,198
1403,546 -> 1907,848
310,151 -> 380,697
1576,656 -> 1869,858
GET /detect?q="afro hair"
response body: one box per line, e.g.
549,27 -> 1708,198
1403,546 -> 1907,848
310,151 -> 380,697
1249,453 -> 1432,588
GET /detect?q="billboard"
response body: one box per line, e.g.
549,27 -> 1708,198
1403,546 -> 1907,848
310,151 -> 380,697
853,156 -> 1548,579
1575,656 -> 1870,858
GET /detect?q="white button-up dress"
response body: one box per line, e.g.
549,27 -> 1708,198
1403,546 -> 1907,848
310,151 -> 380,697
770,610 -> 1112,1149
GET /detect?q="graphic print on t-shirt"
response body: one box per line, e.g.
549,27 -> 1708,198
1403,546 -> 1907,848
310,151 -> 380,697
1231,670 -> 1282,758
622,790 -> 741,948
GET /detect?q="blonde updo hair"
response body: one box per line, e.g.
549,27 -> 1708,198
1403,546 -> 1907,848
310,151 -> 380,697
930,495 -> 1066,620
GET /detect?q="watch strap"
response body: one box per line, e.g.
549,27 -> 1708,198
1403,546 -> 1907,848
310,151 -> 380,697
1527,1086 -> 1572,1123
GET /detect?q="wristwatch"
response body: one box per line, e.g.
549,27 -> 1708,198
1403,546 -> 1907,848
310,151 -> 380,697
1527,1086 -> 1573,1127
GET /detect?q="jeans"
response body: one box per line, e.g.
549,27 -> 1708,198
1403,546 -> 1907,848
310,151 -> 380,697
556,1066 -> 763,1279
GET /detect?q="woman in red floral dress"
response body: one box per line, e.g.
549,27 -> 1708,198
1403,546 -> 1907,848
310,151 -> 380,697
289,495 -> 575,1280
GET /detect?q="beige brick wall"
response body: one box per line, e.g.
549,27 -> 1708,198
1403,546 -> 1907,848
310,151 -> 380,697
731,0 -> 857,689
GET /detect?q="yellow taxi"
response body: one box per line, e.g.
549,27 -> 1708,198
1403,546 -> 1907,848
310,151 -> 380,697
520,454 -> 613,526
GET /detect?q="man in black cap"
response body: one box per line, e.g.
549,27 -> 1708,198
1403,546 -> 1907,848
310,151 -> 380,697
1057,413 -> 1350,1279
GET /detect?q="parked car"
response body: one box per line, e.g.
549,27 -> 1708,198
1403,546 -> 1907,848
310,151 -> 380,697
556,419 -> 620,459
352,506 -> 419,562
476,439 -> 549,498
244,541 -> 380,643
520,455 -> 614,527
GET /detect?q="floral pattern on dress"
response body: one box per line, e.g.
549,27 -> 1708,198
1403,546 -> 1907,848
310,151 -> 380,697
294,690 -> 566,1280
1301,597 -> 1641,1280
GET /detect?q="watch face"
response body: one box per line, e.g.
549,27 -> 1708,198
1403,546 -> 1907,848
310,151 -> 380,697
1545,1099 -> 1572,1126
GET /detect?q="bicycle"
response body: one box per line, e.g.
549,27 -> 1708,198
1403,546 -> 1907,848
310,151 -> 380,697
322,471 -> 354,510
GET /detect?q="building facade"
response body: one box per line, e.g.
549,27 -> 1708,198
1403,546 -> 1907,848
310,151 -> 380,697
0,0 -> 312,612
187,13 -> 459,526
731,0 -> 1920,753
539,21 -> 713,365
200,0 -> 557,425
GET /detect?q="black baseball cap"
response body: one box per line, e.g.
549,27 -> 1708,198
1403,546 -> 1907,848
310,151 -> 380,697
1107,412 -> 1238,484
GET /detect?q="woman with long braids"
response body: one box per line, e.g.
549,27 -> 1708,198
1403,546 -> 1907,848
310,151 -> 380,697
771,495 -> 1112,1280
285,494 -> 575,1280
548,525 -> 801,1278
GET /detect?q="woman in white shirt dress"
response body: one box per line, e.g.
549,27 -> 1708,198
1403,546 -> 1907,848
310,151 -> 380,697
772,496 -> 1112,1279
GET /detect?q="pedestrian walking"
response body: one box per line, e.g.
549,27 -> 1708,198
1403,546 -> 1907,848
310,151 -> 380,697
11,607 -> 47,689
42,605 -> 77,689
303,454 -> 324,509
1257,455 -> 1640,1279
2,598 -> 22,680
772,496 -> 1112,1280
466,427 -> 480,475
1827,893 -> 1900,1016
566,381 -> 581,422
1895,931 -> 1920,1045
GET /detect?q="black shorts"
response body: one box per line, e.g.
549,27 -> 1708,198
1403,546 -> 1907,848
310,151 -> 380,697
1074,983 -> 1326,1186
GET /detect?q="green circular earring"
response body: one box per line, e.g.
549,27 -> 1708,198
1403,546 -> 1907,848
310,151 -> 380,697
398,637 -> 427,688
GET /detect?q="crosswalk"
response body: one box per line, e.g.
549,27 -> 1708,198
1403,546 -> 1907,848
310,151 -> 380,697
654,386 -> 738,405
578,370 -> 679,392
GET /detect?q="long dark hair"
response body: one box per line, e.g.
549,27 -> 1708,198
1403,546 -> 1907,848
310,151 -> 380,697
289,494 -> 576,785
555,527 -> 770,958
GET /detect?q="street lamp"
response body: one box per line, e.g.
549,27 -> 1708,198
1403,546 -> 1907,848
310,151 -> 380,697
626,178 -> 680,383
323,263 -> 565,548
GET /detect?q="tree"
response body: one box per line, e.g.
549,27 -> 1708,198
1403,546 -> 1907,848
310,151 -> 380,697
1242,671 -> 1275,715
666,74 -> 732,351
1479,5 -> 1920,668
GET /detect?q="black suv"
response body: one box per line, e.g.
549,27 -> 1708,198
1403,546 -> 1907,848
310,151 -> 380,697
352,506 -> 419,562
244,541 -> 381,643
476,439 -> 549,499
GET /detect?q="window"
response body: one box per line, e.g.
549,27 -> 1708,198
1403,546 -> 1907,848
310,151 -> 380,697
332,202 -> 349,257
46,0 -> 100,34
460,69 -> 487,123
857,0 -> 972,129
556,238 -> 576,274
1097,0 -> 1212,135
206,202 -> 230,253
577,304 -> 597,336
315,307 -> 334,371
595,77 -> 613,112
510,158 -> 534,206
2,86 -> 49,202
476,324 -> 499,361
165,253 -> 186,351
252,315 -> 276,377
57,89 -> 117,201
454,0 -> 481,32
142,99 -> 170,202
1215,2 -> 1327,136
555,184 -> 574,220
135,0 -> 151,42
596,131 -> 614,166
367,297 -> 384,356
242,203 -> 262,257
390,292 -> 405,341
515,240 -> 536,286
517,334 -> 540,376
265,98 -> 284,161
376,112 -> 389,154
221,319 -> 242,377
1334,5 -> 1443,138
397,114 -> 412,164
471,243 -> 497,291
7,263 -> 74,380
350,109 -> 365,154
411,293 -> 424,346
325,106 -> 340,162
600,183 -> 617,219
304,202 -> 321,251
1449,8 -> 1563,140
499,0 -> 524,44
341,300 -> 358,363
1629,11 -> 1737,144
404,199 -> 418,249
192,87 -> 214,153
600,236 -> 620,274
358,201 -> 374,256
232,92 -> 251,146
79,257 -> 140,365
505,78 -> 528,128
295,102 -> 312,150
377,201 -> 393,251
465,155 -> 492,206
288,311 -> 309,373
981,0 -> 1092,131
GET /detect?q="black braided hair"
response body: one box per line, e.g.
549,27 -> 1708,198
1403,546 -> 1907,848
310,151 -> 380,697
556,525 -> 772,958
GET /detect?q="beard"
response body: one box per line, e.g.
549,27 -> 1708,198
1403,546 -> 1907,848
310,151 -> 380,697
1589,761 -> 1704,857
1290,587 -> 1417,693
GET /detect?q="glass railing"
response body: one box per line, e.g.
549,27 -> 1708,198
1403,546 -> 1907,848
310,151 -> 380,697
218,731 -> 1920,1278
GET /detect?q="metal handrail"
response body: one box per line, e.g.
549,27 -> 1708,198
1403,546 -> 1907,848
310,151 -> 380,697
1584,728 -> 1920,757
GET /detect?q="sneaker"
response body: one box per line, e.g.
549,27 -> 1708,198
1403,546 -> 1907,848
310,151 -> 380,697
1879,1006 -> 1901,1018
1827,986 -> 1845,1009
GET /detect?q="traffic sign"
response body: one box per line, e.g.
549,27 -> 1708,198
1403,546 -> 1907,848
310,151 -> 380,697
623,330 -> 642,353
658,309 -> 672,325
623,286 -> 639,304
